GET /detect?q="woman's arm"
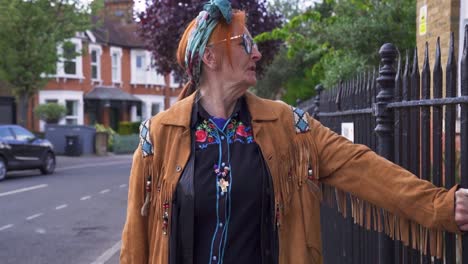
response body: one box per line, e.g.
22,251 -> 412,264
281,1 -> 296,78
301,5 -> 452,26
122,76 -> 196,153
120,147 -> 149,263
308,116 -> 460,233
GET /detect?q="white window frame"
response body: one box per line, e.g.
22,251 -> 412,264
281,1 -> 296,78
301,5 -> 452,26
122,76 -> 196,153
131,49 -> 148,84
38,90 -> 84,131
147,51 -> 166,86
56,38 -> 84,79
65,99 -> 79,125
110,46 -> 123,84
89,44 -> 102,82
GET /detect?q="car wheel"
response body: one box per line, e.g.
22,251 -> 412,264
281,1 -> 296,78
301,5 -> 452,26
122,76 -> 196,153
40,152 -> 55,175
0,157 -> 6,181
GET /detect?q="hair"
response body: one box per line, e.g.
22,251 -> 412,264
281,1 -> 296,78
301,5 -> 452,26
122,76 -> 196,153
176,10 -> 246,100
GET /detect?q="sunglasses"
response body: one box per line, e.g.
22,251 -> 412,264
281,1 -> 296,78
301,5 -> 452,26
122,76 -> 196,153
208,33 -> 258,55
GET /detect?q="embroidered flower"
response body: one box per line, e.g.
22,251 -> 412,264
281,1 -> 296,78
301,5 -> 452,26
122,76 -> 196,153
236,124 -> 248,137
195,118 -> 255,148
195,130 -> 207,142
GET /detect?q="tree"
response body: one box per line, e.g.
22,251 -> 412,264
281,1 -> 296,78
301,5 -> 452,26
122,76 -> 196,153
0,0 -> 90,127
138,0 -> 282,82
256,0 -> 415,104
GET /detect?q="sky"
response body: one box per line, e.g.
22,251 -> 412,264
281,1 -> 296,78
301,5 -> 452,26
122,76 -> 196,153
78,0 -> 319,14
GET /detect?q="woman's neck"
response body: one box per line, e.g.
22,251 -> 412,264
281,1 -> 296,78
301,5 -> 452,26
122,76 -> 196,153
198,87 -> 238,119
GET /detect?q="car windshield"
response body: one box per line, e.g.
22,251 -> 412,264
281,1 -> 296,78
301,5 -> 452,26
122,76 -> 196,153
11,126 -> 35,141
0,127 -> 15,140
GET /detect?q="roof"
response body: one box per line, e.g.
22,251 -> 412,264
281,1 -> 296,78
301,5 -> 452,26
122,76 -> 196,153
84,86 -> 142,102
91,17 -> 145,48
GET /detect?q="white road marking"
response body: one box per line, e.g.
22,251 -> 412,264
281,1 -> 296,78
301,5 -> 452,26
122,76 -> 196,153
35,228 -> 46,234
100,189 -> 110,194
55,204 -> 68,210
80,196 -> 92,201
0,184 -> 48,197
56,161 -> 131,172
26,213 -> 43,221
0,224 -> 13,231
119,184 -> 127,188
90,240 -> 122,264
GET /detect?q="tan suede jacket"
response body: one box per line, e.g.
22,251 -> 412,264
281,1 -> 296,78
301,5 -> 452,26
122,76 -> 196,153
120,92 -> 459,264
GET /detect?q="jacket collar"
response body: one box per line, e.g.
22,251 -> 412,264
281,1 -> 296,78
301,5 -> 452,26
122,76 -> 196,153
160,91 -> 279,128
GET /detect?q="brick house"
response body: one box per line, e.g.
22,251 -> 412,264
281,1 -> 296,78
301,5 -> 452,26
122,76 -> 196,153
33,0 -> 181,132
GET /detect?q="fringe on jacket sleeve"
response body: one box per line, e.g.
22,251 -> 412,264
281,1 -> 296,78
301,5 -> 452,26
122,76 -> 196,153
120,146 -> 150,264
308,116 -> 460,259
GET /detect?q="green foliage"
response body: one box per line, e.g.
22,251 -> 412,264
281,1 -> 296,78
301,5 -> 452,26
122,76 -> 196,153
118,121 -> 140,135
34,103 -> 67,124
256,0 -> 416,103
113,134 -> 139,154
0,0 -> 91,126
95,123 -> 116,151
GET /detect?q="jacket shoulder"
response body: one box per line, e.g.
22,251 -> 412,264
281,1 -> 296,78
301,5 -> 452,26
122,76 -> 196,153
266,99 -> 311,134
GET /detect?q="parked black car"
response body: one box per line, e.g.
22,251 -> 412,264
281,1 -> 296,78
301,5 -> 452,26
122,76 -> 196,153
0,125 -> 56,180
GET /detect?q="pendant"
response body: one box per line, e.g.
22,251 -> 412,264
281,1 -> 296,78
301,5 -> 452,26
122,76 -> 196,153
218,178 -> 230,193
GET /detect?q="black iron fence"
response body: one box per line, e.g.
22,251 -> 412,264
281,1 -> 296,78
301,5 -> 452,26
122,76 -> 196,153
300,26 -> 468,263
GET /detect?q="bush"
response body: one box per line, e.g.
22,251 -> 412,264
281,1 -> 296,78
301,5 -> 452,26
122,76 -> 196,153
34,103 -> 67,124
118,121 -> 140,135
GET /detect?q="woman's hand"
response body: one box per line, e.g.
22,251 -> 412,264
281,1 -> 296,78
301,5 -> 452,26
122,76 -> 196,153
455,188 -> 468,231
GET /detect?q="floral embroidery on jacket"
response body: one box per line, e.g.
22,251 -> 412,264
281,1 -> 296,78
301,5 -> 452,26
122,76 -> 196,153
195,118 -> 255,149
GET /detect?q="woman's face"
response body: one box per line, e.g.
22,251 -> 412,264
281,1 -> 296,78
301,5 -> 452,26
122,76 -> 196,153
217,25 -> 262,89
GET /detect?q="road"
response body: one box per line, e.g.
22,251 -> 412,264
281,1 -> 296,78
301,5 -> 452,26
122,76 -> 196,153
0,154 -> 133,264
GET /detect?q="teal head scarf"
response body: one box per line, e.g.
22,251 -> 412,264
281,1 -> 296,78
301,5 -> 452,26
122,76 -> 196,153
184,0 -> 233,86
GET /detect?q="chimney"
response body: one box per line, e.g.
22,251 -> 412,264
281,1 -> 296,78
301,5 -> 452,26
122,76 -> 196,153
104,0 -> 134,24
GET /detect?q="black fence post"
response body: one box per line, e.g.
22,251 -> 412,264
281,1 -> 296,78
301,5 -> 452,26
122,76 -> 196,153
460,25 -> 468,264
375,43 -> 398,264
313,84 -> 324,120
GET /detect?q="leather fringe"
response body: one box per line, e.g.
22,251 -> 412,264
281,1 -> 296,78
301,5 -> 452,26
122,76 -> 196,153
321,184 -> 445,259
274,133 -> 320,226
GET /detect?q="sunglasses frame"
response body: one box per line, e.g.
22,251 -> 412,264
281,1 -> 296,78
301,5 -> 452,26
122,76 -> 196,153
207,33 -> 258,55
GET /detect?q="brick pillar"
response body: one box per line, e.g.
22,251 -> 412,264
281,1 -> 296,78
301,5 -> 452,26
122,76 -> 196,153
102,107 -> 110,127
417,0 -> 460,75
121,101 -> 129,122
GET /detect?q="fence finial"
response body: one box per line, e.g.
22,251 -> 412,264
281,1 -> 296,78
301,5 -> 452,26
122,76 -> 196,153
313,84 -> 324,119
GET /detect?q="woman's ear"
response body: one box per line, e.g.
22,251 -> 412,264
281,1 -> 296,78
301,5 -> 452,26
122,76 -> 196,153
202,47 -> 218,70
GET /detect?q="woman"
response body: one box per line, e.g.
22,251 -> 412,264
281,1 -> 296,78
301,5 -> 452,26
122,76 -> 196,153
121,1 -> 468,263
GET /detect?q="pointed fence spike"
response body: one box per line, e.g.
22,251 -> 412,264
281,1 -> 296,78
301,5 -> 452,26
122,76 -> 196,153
422,42 -> 431,99
433,37 -> 443,99
412,47 -> 419,75
446,32 -> 457,97
404,50 -> 410,78
435,37 -> 441,70
447,31 -> 455,67
464,25 -> 468,52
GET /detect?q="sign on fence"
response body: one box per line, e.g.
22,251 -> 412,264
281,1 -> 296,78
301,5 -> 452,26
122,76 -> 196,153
341,122 -> 354,142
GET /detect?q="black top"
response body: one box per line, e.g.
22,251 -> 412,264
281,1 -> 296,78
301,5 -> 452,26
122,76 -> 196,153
170,96 -> 278,264
193,98 -> 264,264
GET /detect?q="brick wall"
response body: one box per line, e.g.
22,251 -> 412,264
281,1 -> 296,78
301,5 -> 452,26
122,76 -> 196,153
416,0 -> 460,81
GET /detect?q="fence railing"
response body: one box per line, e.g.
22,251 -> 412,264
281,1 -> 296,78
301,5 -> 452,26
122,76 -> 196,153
300,26 -> 468,264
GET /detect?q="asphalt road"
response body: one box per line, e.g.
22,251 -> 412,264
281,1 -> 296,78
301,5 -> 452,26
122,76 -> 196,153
0,154 -> 134,264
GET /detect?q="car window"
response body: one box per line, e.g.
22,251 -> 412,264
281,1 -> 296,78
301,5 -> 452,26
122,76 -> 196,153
11,126 -> 35,141
0,127 -> 14,140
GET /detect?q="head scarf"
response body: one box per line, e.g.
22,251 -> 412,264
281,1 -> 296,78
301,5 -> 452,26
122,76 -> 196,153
184,0 -> 233,86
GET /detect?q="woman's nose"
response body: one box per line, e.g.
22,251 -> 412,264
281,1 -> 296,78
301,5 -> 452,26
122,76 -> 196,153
251,45 -> 262,61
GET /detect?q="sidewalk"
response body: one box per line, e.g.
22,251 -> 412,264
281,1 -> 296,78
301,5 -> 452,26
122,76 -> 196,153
56,153 -> 134,169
